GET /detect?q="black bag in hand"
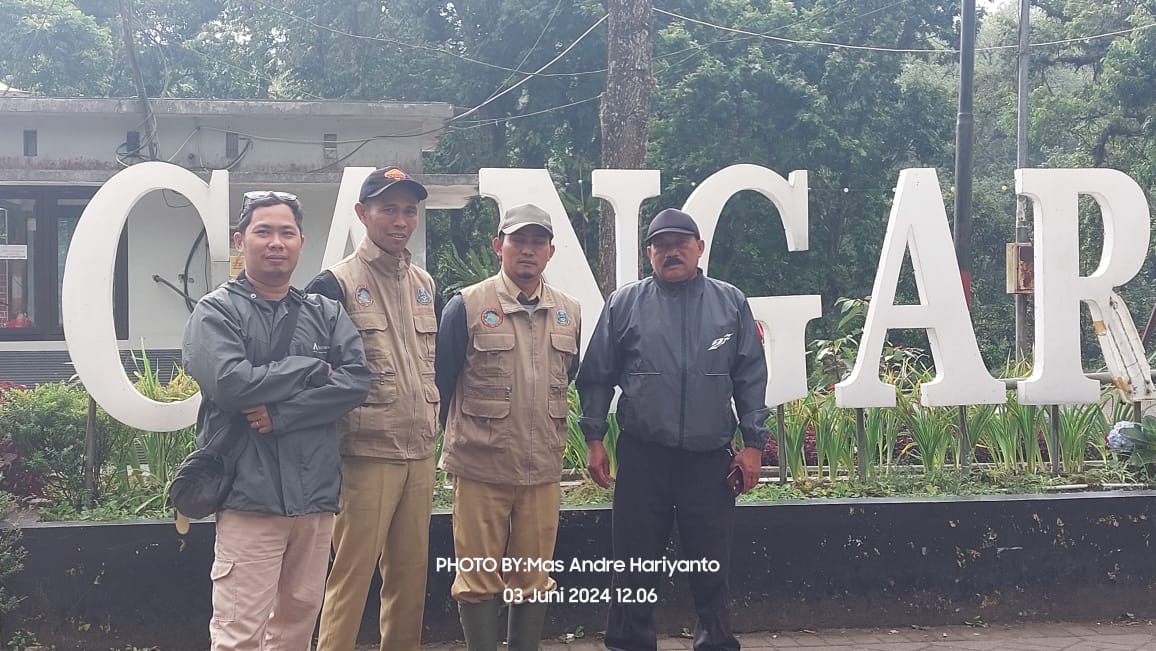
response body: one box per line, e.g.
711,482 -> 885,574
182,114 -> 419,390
168,413 -> 242,519
169,299 -> 301,519
169,453 -> 229,518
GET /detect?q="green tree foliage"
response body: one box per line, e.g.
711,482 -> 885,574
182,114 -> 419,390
649,0 -> 958,317
2,0 -> 1156,371
0,0 -> 115,95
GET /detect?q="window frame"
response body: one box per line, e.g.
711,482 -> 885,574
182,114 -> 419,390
0,186 -> 128,342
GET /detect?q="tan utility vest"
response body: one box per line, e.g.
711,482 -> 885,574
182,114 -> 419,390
442,274 -> 580,486
329,238 -> 438,459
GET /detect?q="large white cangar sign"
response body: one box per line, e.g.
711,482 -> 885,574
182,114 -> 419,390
61,163 -> 1153,431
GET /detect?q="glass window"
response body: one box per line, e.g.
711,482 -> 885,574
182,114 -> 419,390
0,188 -> 127,341
56,200 -> 86,326
0,198 -> 35,330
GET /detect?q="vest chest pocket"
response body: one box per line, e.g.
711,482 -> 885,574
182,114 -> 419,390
414,312 -> 437,364
471,332 -> 516,377
351,312 -> 393,372
350,309 -> 389,333
549,332 -> 578,382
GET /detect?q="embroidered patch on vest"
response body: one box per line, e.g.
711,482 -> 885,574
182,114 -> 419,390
555,309 -> 571,326
355,286 -> 373,307
481,309 -> 503,328
416,287 -> 433,305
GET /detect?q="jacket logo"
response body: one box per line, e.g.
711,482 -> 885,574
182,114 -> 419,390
481,309 -> 504,328
311,343 -> 330,356
708,333 -> 733,351
355,286 -> 373,307
556,309 -> 571,326
416,287 -> 432,305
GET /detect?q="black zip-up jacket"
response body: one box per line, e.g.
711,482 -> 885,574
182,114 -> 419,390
576,271 -> 770,451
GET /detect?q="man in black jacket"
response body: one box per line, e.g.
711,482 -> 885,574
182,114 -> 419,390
183,191 -> 370,651
576,208 -> 769,651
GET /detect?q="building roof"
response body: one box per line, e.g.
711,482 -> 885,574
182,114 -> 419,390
0,96 -> 466,186
0,96 -> 454,119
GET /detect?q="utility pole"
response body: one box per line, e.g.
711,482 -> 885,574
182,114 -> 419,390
117,0 -> 159,160
953,0 -> 979,471
1014,0 -> 1032,361
953,0 -> 977,305
598,0 -> 653,297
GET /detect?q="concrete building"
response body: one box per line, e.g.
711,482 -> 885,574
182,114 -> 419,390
0,96 -> 477,384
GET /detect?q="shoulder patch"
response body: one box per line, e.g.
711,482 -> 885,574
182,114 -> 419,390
416,287 -> 433,305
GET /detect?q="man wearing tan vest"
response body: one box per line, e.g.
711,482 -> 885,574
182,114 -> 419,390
434,204 -> 581,651
307,167 -> 439,651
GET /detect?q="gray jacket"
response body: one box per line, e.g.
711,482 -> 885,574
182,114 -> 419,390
182,275 -> 370,516
577,271 -> 769,451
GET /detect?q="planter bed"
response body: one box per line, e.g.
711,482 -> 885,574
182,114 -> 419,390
4,490 -> 1155,649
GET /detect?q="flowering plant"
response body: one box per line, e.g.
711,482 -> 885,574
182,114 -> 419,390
1106,420 -> 1137,452
1106,417 -> 1156,476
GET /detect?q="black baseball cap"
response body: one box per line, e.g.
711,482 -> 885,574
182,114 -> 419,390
645,208 -> 700,244
359,166 -> 428,202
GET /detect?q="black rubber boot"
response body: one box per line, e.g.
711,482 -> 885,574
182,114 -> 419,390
506,602 -> 549,651
458,599 -> 503,651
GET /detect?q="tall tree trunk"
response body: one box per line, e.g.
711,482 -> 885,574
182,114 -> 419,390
118,0 -> 159,159
598,0 -> 652,296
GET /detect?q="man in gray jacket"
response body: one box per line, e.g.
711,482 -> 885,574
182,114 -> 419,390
577,208 -> 769,651
183,191 -> 370,651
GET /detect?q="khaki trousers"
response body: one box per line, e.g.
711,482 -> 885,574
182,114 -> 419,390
209,509 -> 334,651
450,477 -> 561,604
316,456 -> 435,651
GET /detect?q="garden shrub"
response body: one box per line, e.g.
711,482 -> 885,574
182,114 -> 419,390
0,489 -> 26,615
0,382 -> 119,511
0,359 -> 200,520
0,383 -> 43,501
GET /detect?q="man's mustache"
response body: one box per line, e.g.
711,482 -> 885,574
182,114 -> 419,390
663,257 -> 682,267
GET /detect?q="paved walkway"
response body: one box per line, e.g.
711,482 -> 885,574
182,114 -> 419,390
414,622 -> 1156,650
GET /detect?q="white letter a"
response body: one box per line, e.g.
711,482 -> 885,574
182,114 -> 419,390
836,169 -> 1004,408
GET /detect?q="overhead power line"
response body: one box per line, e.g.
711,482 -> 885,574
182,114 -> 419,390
655,7 -> 1156,55
499,0 -> 567,92
656,7 -> 954,53
450,14 -> 608,124
450,93 -> 603,132
249,0 -> 607,77
652,0 -> 911,71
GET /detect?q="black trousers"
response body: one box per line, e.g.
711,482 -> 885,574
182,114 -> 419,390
605,434 -> 739,651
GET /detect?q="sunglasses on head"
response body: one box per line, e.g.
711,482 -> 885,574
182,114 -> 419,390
242,190 -> 298,205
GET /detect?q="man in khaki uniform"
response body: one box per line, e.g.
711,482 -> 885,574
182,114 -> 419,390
434,204 -> 581,651
308,167 -> 439,651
